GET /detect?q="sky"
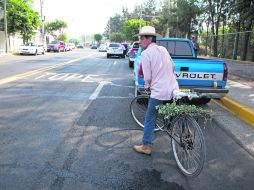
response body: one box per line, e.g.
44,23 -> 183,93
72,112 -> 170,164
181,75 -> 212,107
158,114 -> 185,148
33,0 -> 141,38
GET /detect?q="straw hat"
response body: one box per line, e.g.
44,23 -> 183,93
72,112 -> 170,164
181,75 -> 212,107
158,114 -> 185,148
137,26 -> 161,37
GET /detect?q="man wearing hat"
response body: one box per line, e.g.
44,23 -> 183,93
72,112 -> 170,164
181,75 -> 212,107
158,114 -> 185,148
133,26 -> 179,155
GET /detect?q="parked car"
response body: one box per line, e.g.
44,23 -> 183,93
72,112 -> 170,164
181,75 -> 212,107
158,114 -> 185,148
47,41 -> 66,52
19,42 -> 45,56
77,44 -> 84,48
128,41 -> 139,67
107,43 -> 124,58
133,38 -> 229,104
98,44 -> 107,52
91,44 -> 98,49
65,43 -> 71,51
68,43 -> 75,50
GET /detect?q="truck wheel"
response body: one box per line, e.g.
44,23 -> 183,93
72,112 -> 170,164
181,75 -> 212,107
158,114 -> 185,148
190,98 -> 211,105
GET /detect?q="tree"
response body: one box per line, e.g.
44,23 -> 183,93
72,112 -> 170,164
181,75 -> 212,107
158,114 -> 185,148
110,32 -> 125,42
45,19 -> 67,38
6,0 -> 41,43
104,14 -> 123,39
57,33 -> 68,41
231,0 -> 254,61
69,38 -> 80,46
123,19 -> 148,41
143,0 -> 157,22
94,34 -> 102,44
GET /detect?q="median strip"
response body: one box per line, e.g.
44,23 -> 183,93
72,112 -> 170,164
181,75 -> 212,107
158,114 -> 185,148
0,53 -> 96,86
214,97 -> 254,127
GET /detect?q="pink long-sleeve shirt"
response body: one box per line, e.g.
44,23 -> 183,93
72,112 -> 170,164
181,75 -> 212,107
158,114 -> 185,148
141,43 -> 179,100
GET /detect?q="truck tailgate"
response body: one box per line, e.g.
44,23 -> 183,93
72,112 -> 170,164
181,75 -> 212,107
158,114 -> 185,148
173,59 -> 226,88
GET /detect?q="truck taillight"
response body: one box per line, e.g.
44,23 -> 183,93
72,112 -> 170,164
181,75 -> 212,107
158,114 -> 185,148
223,63 -> 228,80
138,63 -> 143,78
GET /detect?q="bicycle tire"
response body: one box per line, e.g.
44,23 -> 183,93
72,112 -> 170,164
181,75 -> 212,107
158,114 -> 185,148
130,95 -> 164,131
171,114 -> 206,177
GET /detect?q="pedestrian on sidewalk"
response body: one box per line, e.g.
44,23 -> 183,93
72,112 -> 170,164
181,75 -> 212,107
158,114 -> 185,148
191,35 -> 200,57
133,26 -> 179,155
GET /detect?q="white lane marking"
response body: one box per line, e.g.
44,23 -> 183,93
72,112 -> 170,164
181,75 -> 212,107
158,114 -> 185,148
48,73 -> 71,80
89,81 -> 109,100
107,83 -> 134,88
114,61 -> 117,65
64,73 -> 84,81
35,72 -> 56,79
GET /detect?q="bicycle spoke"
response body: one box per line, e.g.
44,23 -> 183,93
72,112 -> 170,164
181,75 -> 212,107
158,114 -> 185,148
172,115 -> 206,177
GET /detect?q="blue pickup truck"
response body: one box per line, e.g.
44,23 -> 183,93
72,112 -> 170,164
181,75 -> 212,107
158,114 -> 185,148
133,38 -> 229,104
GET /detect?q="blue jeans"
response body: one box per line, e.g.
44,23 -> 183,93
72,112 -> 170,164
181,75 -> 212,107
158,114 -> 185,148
142,98 -> 163,145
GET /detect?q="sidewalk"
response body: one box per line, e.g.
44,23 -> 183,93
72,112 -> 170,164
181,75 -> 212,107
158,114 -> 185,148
204,56 -> 254,156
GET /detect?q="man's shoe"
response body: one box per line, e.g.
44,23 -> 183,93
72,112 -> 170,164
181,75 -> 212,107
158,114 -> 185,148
133,145 -> 152,155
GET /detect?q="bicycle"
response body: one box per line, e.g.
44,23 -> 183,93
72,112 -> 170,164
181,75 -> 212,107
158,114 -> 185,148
130,89 -> 206,177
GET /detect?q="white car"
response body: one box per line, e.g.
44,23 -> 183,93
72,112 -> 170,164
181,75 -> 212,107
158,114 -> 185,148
107,43 -> 124,58
19,42 -> 45,55
98,44 -> 107,52
66,43 -> 75,50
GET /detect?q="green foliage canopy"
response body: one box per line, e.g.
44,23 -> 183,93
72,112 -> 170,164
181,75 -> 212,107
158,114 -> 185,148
57,33 -> 68,41
123,19 -> 148,41
45,19 -> 67,38
6,0 -> 41,43
110,32 -> 125,42
94,34 -> 102,43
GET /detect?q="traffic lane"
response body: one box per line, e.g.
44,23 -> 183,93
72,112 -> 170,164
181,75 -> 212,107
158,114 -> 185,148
1,54 -> 253,189
0,48 -> 97,79
51,83 -> 254,190
0,53 -> 134,189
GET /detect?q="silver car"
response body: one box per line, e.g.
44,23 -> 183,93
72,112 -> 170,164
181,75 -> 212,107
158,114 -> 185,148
107,43 -> 124,58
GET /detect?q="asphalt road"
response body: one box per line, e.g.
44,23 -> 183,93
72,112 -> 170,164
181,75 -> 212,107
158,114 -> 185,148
0,49 -> 253,190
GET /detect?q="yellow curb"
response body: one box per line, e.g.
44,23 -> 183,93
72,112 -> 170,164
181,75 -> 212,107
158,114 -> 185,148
213,97 -> 254,127
0,53 -> 96,86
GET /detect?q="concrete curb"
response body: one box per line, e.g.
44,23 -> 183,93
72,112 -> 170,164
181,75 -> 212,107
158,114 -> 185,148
214,97 -> 254,127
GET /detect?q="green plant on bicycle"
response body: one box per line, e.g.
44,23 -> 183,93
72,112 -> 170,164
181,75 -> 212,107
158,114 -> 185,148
130,89 -> 212,177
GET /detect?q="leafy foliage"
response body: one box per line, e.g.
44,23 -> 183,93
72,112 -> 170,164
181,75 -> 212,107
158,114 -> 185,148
44,19 -> 67,38
94,34 -> 102,43
157,101 -> 213,122
123,19 -> 148,41
109,32 -> 125,42
69,38 -> 80,46
57,33 -> 68,41
6,0 -> 41,43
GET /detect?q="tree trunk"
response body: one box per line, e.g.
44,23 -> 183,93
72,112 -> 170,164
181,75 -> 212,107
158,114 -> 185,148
241,21 -> 252,61
205,21 -> 210,56
233,20 -> 241,60
221,15 -> 226,57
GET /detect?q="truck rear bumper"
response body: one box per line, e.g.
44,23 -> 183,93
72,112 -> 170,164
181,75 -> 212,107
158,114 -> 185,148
136,85 -> 228,99
193,88 -> 229,99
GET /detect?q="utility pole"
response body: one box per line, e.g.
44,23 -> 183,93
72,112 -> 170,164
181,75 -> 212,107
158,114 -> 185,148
4,0 -> 8,53
40,0 -> 45,46
139,4 -> 142,31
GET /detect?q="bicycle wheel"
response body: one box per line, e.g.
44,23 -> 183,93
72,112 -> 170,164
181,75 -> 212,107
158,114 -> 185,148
130,95 -> 164,131
171,114 -> 206,177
